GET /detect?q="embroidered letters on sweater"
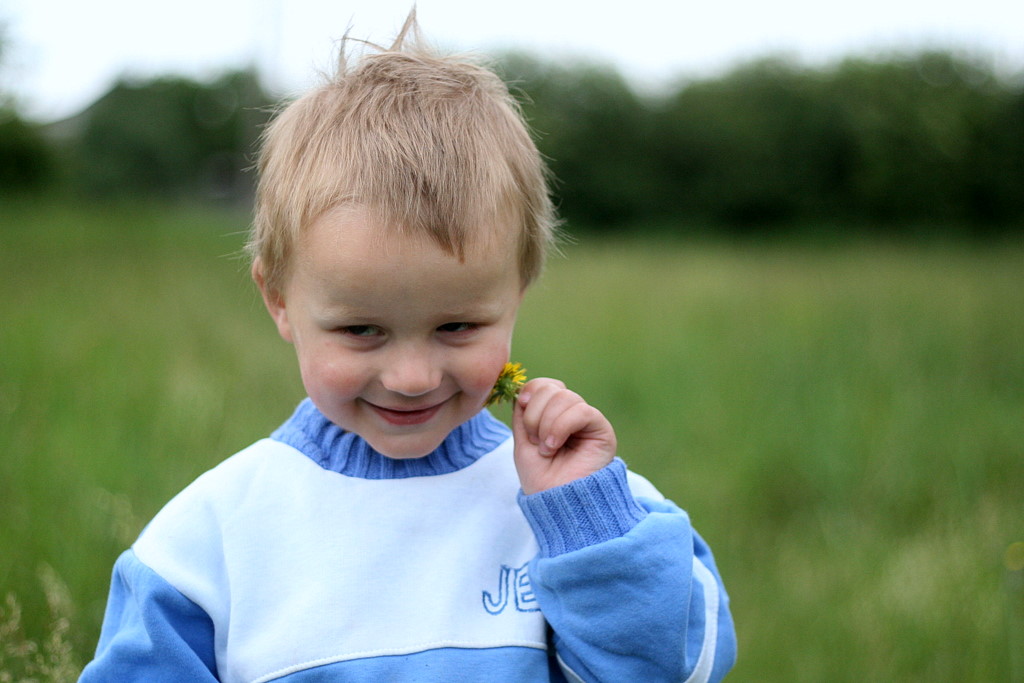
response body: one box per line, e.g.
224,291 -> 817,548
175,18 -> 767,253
482,563 -> 539,614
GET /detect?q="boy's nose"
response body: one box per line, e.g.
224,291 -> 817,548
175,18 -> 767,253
379,351 -> 443,397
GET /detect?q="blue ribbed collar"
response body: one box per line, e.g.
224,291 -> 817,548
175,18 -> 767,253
270,398 -> 511,479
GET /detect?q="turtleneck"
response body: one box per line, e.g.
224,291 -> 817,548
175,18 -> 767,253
269,398 -> 511,479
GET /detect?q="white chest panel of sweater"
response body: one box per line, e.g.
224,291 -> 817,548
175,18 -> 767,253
132,435 -> 545,683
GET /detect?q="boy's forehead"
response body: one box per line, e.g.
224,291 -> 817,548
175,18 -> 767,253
296,205 -> 522,294
302,204 -> 521,272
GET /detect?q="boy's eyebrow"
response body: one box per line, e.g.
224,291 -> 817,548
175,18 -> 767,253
311,296 -> 507,323
308,297 -> 383,320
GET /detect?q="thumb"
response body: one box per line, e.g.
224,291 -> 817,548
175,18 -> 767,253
510,392 -> 531,452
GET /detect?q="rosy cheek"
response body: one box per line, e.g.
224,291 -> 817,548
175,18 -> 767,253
326,364 -> 368,397
469,347 -> 512,395
298,347 -> 366,401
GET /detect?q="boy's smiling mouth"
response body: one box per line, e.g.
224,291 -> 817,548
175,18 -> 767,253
366,400 -> 448,426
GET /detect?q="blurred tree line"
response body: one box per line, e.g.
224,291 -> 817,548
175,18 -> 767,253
0,23 -> 53,194
0,26 -> 273,203
49,70 -> 271,201
498,51 -> 1024,236
1,38 -> 1022,236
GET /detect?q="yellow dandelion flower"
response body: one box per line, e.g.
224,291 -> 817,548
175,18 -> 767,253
486,362 -> 527,407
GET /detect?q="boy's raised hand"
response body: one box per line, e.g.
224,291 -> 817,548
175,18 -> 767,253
511,378 -> 617,495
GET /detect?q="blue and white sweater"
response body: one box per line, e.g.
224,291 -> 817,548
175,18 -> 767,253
81,399 -> 736,682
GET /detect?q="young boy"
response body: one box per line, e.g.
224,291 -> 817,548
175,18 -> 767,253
81,15 -> 736,683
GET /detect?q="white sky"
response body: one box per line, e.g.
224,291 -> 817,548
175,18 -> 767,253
4,0 -> 1023,122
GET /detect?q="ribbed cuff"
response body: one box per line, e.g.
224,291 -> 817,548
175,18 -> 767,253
517,458 -> 648,557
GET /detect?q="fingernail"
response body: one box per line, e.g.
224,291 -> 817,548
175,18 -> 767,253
518,391 -> 531,406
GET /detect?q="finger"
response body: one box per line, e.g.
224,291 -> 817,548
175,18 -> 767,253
516,377 -> 565,408
531,390 -> 587,454
519,384 -> 588,456
512,379 -> 560,446
516,379 -> 566,443
537,400 -> 603,457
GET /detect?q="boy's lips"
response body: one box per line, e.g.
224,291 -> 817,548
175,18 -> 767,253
367,400 -> 446,426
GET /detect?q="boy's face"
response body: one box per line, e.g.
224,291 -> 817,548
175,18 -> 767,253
257,206 -> 524,459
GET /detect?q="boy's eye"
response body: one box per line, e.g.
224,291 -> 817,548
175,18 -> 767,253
437,322 -> 476,334
342,325 -> 382,337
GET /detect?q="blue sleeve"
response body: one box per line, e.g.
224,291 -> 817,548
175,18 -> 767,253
79,549 -> 219,682
518,459 -> 737,682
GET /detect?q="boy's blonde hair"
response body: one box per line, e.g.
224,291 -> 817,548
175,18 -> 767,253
249,12 -> 557,292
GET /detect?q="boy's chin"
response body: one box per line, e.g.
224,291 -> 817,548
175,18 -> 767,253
366,434 -> 446,460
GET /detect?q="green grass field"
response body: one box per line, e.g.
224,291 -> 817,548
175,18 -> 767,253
2,202 -> 1022,681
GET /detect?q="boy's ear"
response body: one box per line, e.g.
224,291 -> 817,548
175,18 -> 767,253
252,259 -> 294,344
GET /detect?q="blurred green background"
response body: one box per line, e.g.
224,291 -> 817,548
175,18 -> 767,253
1,22 -> 1023,683
4,48 -> 1024,235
